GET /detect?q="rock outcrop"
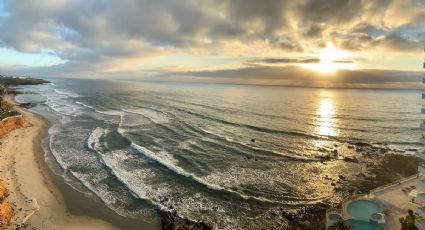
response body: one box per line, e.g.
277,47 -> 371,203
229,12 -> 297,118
0,115 -> 26,138
160,211 -> 213,230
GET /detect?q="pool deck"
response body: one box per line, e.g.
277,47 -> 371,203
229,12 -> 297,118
327,174 -> 423,230
371,174 -> 422,230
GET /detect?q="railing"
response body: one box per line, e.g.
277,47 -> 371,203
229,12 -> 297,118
370,174 -> 419,195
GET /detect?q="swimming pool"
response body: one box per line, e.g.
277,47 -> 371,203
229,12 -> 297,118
346,199 -> 383,230
347,200 -> 381,221
346,220 -> 383,230
328,213 -> 342,222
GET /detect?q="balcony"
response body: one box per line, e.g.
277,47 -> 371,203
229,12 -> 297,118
419,165 -> 425,174
416,216 -> 425,230
417,206 -> 425,219
418,178 -> 425,190
418,193 -> 425,204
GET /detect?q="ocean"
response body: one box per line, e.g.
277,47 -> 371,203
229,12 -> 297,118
14,78 -> 422,229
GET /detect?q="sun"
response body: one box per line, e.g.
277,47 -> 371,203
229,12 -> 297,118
304,43 -> 354,73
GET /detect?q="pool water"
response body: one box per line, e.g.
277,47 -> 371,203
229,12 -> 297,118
347,220 -> 383,230
347,200 -> 380,221
328,213 -> 342,222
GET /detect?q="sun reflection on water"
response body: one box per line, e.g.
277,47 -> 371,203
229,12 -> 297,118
315,98 -> 337,137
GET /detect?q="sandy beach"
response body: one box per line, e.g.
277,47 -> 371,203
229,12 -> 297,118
0,94 -> 117,230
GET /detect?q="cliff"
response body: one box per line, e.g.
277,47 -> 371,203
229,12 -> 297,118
0,115 -> 26,138
0,180 -> 12,227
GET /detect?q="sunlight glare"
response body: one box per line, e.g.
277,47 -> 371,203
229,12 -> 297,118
304,43 -> 354,73
315,98 -> 336,137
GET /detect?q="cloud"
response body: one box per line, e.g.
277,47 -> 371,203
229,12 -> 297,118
249,58 -> 320,64
0,0 -> 424,77
164,65 -> 422,89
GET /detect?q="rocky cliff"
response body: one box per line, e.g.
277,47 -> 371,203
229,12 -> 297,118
0,115 -> 26,138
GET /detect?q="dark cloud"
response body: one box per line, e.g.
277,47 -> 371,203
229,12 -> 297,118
249,58 -> 320,64
340,32 -> 424,52
297,0 -> 362,24
165,66 -> 422,89
376,33 -> 424,52
303,23 -> 326,38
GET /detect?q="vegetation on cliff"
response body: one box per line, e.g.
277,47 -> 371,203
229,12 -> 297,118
0,95 -> 18,120
0,75 -> 50,86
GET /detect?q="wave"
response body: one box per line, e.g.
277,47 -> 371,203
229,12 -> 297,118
38,88 -> 84,116
76,101 -> 94,109
54,89 -> 80,98
94,109 -> 125,116
87,127 -> 105,151
47,124 -> 70,170
118,106 -> 319,161
172,107 -> 323,139
162,97 -> 292,121
86,127 -> 172,210
122,108 -> 170,124
199,128 -> 315,161
96,149 -> 171,210
115,123 -> 323,205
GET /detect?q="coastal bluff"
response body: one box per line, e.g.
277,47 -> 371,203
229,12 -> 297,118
0,115 -> 25,227
0,179 -> 12,227
0,115 -> 26,138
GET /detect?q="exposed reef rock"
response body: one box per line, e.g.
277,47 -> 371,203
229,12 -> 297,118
160,211 -> 213,230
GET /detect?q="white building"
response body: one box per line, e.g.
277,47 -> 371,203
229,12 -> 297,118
416,54 -> 425,229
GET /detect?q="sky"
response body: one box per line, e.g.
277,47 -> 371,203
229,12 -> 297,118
0,0 -> 424,88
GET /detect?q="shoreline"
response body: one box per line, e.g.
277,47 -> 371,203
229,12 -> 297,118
0,94 -> 122,229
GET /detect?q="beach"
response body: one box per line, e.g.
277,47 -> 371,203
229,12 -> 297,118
0,94 -> 117,230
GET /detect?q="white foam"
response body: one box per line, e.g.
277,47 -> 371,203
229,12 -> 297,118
87,127 -> 105,151
76,101 -> 94,109
100,149 -> 171,205
54,89 -> 80,98
40,89 -> 84,116
122,108 -> 170,124
95,110 -> 125,116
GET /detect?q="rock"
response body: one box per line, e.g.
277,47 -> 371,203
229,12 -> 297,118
160,211 -> 213,230
303,220 -> 311,226
355,142 -> 373,147
19,103 -> 36,109
344,156 -> 359,163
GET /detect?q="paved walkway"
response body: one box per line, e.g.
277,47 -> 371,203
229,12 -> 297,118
372,175 -> 422,230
